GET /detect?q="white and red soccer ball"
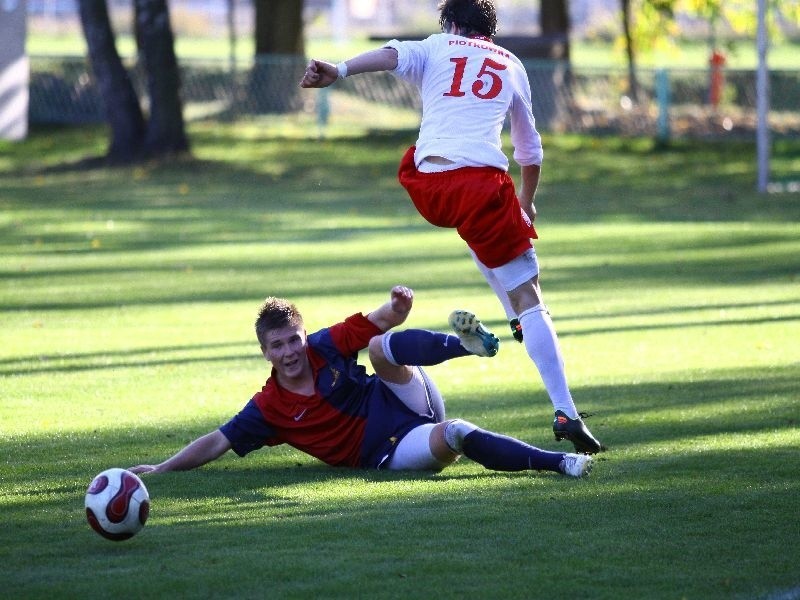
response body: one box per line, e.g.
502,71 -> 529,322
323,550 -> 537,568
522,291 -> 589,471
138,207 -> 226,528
85,468 -> 150,541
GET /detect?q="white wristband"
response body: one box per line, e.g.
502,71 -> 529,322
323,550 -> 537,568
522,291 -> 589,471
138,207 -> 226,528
336,61 -> 348,79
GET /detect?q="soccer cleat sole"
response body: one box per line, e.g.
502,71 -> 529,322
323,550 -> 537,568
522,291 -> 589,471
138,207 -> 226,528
448,310 -> 500,357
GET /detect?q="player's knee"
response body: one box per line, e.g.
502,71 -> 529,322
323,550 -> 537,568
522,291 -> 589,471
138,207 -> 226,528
508,282 -> 541,314
441,418 -> 479,453
370,334 -> 415,385
429,422 -> 461,465
371,331 -> 405,367
368,335 -> 388,365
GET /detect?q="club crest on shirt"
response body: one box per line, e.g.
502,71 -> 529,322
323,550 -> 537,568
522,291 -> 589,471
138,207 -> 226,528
329,367 -> 340,388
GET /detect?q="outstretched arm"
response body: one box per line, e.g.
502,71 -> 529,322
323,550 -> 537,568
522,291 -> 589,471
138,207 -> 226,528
299,47 -> 399,89
129,430 -> 232,474
367,285 -> 414,332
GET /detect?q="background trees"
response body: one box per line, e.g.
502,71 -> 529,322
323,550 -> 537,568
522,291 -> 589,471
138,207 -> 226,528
78,0 -> 188,163
75,0 -> 798,163
617,0 -> 800,104
135,0 -> 189,156
250,0 -> 305,113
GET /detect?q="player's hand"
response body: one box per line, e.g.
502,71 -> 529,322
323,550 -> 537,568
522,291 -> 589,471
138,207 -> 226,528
390,285 -> 414,315
128,465 -> 158,475
299,59 -> 339,88
519,197 -> 536,223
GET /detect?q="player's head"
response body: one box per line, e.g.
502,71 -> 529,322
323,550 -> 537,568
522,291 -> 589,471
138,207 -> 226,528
255,297 -> 304,348
438,0 -> 497,37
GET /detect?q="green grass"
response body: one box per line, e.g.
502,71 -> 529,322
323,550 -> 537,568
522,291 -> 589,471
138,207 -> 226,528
1,123 -> 799,599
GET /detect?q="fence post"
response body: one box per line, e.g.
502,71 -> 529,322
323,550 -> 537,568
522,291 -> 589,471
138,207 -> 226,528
317,87 -> 330,137
655,68 -> 670,145
0,0 -> 28,140
756,0 -> 770,193
709,49 -> 726,110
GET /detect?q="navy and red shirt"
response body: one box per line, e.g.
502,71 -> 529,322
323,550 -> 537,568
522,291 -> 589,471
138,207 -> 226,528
219,313 -> 433,469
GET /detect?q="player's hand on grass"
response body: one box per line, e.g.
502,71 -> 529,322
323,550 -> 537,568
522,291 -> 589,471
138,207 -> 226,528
128,465 -> 159,475
299,60 -> 339,88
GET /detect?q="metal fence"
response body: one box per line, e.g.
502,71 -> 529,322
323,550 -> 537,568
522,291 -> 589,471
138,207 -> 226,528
28,55 -> 800,140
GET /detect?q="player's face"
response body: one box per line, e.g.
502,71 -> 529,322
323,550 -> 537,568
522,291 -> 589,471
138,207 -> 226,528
261,325 -> 310,381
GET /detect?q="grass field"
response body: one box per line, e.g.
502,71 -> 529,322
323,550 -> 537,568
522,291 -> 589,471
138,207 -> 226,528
1,122 -> 799,599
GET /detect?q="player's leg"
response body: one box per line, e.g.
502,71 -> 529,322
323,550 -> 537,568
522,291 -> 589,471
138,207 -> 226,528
385,423 -> 458,470
370,327 -> 498,421
369,325 -> 498,378
431,419 -> 591,477
400,152 -> 600,453
469,249 -> 523,342
385,420 -> 592,477
492,250 -> 603,454
380,365 -> 446,422
370,335 -> 441,419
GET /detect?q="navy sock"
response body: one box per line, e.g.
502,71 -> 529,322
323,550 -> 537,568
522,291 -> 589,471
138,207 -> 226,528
462,429 -> 565,472
388,329 -> 470,366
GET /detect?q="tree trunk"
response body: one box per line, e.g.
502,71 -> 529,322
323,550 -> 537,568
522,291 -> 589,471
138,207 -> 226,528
255,0 -> 304,55
620,0 -> 640,102
135,0 -> 190,157
250,0 -> 305,113
534,0 -> 571,129
540,0 -> 571,61
78,0 -> 145,163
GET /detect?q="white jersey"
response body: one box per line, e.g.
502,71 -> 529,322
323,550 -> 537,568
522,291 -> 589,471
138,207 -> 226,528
386,33 -> 543,172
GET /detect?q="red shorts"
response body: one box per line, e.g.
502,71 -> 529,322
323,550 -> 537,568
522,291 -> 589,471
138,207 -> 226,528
397,146 -> 536,269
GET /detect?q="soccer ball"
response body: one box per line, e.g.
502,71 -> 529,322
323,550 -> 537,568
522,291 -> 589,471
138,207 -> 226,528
85,468 -> 150,541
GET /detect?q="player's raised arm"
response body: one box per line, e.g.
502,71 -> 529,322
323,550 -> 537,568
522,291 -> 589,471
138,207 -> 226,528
299,48 -> 399,88
366,285 -> 414,332
129,430 -> 232,474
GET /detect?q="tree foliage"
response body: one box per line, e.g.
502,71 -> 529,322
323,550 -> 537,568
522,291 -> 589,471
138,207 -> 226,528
616,0 -> 799,103
621,0 -> 800,59
682,0 -> 800,41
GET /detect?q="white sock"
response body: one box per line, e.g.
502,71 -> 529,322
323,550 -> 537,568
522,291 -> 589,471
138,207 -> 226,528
518,305 -> 578,418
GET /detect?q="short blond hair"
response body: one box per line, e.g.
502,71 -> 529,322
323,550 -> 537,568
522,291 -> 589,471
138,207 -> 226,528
255,297 -> 303,347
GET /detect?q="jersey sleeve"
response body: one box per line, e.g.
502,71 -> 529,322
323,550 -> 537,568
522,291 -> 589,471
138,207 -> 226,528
324,312 -> 383,356
385,37 -> 431,87
219,399 -> 276,457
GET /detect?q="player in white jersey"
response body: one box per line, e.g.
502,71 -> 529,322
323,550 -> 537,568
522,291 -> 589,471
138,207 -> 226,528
299,0 -> 603,454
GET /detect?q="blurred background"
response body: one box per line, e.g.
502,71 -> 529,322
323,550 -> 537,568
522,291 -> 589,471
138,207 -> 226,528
4,0 -> 799,147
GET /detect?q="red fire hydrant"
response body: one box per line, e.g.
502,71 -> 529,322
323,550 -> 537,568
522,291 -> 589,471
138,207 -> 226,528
709,49 -> 726,110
